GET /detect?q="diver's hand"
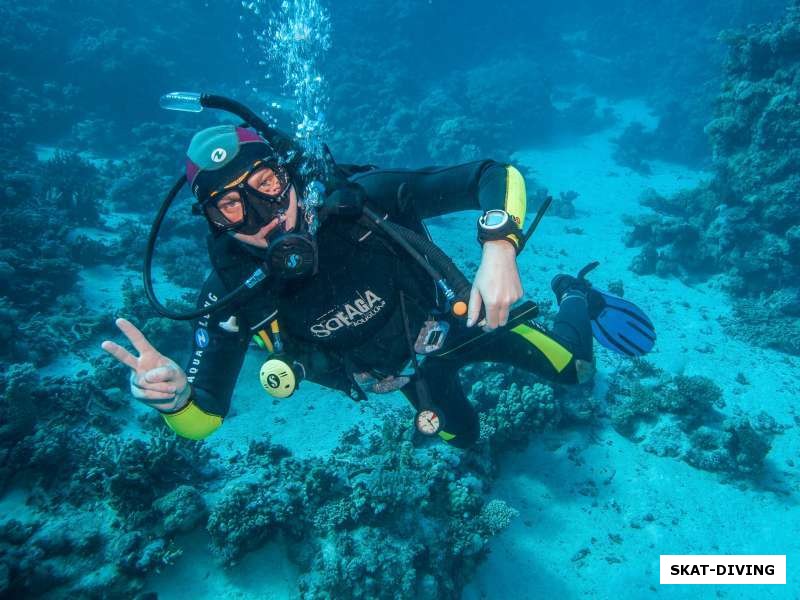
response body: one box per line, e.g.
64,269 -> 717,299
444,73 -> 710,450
101,318 -> 191,413
467,240 -> 523,331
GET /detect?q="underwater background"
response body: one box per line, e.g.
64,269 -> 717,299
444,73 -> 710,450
1,0 -> 799,597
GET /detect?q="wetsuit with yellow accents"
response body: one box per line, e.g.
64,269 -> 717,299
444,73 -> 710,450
161,160 -> 594,448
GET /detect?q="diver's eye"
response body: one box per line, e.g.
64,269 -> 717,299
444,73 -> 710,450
215,193 -> 245,223
251,167 -> 284,195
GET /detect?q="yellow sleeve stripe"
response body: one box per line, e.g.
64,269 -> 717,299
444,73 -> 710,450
504,165 -> 527,229
511,324 -> 573,372
162,400 -> 223,440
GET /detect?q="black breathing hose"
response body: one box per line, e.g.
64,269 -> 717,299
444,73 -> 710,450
142,175 -> 268,321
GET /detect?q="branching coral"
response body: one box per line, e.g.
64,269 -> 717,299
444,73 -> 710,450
478,380 -> 560,449
607,370 -> 726,437
685,418 -> 772,475
105,432 -> 218,526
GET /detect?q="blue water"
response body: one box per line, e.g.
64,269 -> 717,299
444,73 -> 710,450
1,0 -> 798,598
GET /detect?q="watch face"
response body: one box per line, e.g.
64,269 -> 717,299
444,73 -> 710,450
416,409 -> 441,435
482,210 -> 508,229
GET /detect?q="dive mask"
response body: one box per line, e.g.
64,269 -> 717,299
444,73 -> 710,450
199,159 -> 292,235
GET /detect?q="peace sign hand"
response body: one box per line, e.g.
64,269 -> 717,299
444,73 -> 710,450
101,318 -> 191,413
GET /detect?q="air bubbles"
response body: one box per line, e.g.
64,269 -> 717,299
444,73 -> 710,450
241,0 -> 331,162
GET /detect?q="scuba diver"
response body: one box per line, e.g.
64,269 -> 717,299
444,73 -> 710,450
101,93 -> 656,448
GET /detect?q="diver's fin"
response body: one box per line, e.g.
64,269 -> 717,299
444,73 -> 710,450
589,289 -> 656,357
552,261 -> 656,358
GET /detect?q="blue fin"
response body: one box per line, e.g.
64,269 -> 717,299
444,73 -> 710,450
590,290 -> 656,357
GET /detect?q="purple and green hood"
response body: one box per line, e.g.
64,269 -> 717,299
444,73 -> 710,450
185,125 -> 272,200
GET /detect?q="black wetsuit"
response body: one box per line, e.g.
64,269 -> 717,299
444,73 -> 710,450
179,160 -> 593,448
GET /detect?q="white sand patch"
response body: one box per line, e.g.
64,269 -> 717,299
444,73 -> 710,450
146,531 -> 300,599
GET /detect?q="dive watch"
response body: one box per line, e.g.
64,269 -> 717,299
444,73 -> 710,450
477,209 -> 523,254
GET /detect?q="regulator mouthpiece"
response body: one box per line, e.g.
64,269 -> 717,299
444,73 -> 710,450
160,91 -> 203,113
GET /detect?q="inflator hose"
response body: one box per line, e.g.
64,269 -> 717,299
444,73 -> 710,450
360,205 -> 473,317
384,222 -> 473,307
201,94 -> 299,162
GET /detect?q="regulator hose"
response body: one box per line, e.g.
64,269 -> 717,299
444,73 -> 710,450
361,206 -> 473,318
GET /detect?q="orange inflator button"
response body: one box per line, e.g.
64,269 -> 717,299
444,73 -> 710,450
452,301 -> 468,317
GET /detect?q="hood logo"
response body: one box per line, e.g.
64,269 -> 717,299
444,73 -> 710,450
195,327 -> 209,348
210,148 -> 227,163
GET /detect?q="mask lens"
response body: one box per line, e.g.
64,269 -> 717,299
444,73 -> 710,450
248,164 -> 289,199
206,191 -> 245,229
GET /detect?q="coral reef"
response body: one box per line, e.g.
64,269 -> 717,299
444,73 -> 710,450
551,190 -> 579,219
0,364 -> 38,445
607,361 -> 783,478
720,290 -> 800,356
684,419 -> 773,474
613,122 -> 656,175
40,152 -> 104,226
625,4 -> 800,353
473,373 -> 561,449
0,362 -> 218,597
609,372 -> 725,436
204,424 -> 516,599
612,101 -> 713,174
1,359 -> 546,598
0,511 -> 183,598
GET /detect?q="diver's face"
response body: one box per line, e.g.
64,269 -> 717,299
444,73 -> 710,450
231,184 -> 299,249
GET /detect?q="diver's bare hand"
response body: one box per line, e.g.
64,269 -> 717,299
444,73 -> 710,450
468,240 -> 523,331
101,318 -> 191,413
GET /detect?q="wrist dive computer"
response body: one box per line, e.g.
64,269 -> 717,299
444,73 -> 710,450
477,209 -> 524,253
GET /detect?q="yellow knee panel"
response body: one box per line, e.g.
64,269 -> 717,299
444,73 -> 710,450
510,324 -> 573,372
